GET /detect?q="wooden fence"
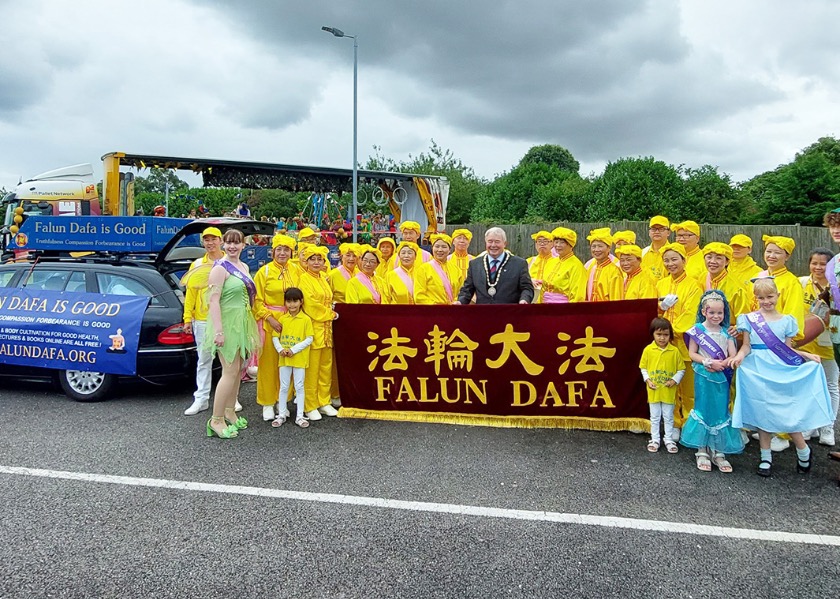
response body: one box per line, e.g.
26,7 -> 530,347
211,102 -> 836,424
444,222 -> 834,276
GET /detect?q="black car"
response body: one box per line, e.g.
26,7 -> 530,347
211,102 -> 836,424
0,218 -> 275,401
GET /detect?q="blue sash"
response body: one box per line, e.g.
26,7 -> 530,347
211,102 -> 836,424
746,312 -> 803,366
218,259 -> 257,308
685,325 -> 733,384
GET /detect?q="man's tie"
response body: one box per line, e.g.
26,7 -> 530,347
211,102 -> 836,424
489,259 -> 498,280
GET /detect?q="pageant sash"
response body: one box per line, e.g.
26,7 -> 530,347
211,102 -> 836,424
219,259 -> 256,307
338,265 -> 353,281
356,272 -> 382,304
395,266 -> 415,300
430,259 -> 454,303
746,312 -> 803,366
685,325 -> 733,383
826,256 -> 840,310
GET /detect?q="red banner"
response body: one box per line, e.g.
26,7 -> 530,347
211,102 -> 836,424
334,300 -> 658,431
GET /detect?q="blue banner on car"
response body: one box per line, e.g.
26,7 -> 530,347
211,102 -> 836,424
0,288 -> 149,375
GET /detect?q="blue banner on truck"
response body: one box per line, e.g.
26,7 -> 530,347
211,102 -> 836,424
0,288 -> 149,375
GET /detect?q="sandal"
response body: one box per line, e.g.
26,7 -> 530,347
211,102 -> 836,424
647,440 -> 660,453
270,416 -> 286,428
295,417 -> 310,428
756,460 -> 772,477
665,442 -> 679,454
695,451 -> 712,471
712,452 -> 733,473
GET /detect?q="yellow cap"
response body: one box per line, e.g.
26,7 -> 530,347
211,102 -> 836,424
530,230 -> 554,241
271,234 -> 296,250
702,242 -> 733,260
615,244 -> 642,259
670,221 -> 700,237
612,230 -> 636,245
399,221 -> 422,234
762,234 -> 795,255
298,227 -> 317,239
729,234 -> 753,249
587,227 -> 613,245
649,215 -> 670,228
551,227 -> 577,246
302,245 -> 329,261
359,244 -> 383,262
396,241 -> 420,256
451,228 -> 473,242
202,227 -> 223,239
340,243 -> 361,256
660,242 -> 687,259
377,237 -> 396,250
430,233 -> 453,246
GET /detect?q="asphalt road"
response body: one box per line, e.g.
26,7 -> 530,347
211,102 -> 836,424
1,379 -> 838,598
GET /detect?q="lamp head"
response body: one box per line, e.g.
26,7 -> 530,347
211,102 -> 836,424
321,26 -> 345,37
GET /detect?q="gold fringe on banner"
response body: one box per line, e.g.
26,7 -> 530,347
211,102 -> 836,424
338,407 -> 649,433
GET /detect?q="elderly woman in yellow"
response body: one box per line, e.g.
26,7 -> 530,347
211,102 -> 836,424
386,241 -> 419,304
414,233 -> 464,304
527,231 -> 557,302
671,221 -> 705,281
585,228 -> 623,302
297,227 -> 319,245
297,245 -> 339,421
611,230 -> 636,266
615,244 -> 657,299
448,228 -> 474,281
641,215 -> 670,281
253,234 -> 299,422
398,221 -> 432,264
728,234 -> 762,287
656,242 -> 704,438
346,245 -> 390,304
540,227 -> 586,303
376,237 -> 397,276
702,242 -> 750,321
327,243 -> 360,304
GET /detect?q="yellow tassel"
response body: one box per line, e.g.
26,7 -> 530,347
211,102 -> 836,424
338,407 -> 649,433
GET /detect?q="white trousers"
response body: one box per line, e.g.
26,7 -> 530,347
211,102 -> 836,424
192,320 -> 214,403
821,358 -> 840,431
649,402 -> 676,444
280,366 -> 306,418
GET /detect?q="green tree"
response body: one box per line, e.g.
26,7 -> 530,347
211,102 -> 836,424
473,162 -> 579,223
518,144 -> 580,174
586,157 -> 686,221
248,188 -> 310,220
681,165 -> 743,224
134,169 -> 189,195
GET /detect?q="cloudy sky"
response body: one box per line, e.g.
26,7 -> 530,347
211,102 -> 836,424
0,0 -> 837,192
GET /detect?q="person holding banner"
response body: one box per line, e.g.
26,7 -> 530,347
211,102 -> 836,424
449,229 -> 474,281
616,244 -> 657,300
730,277 -> 833,477
527,231 -> 557,304
585,228 -> 623,302
398,221 -> 432,265
386,242 -> 419,305
656,242 -> 704,439
253,234 -> 299,423
728,234 -> 762,288
456,227 -> 533,305
346,246 -> 389,304
672,221 -> 705,282
376,237 -> 397,276
682,291 -> 744,472
183,226 -> 224,416
415,233 -> 463,305
641,216 -> 670,281
205,228 -> 260,439
297,245 -> 339,421
540,227 -> 586,303
702,242 -> 751,321
327,243 -> 360,304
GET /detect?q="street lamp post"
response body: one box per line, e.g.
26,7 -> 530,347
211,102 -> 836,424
322,25 -> 358,242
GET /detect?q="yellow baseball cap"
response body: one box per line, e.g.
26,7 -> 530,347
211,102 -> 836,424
729,234 -> 753,249
298,227 -> 317,239
649,215 -> 670,228
202,227 -> 222,239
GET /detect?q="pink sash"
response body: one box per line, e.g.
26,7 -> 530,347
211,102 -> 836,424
395,266 -> 414,299
355,272 -> 381,304
542,292 -> 569,304
586,263 -> 600,301
430,260 -> 454,303
257,303 -> 286,347
338,265 -> 352,281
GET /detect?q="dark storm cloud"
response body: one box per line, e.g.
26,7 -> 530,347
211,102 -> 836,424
193,0 -> 780,163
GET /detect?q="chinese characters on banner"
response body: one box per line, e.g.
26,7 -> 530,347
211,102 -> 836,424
334,300 -> 658,431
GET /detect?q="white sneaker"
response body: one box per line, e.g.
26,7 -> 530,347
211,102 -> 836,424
318,405 -> 339,417
819,428 -> 836,446
235,401 -> 243,412
306,409 -> 322,421
671,427 -> 680,442
770,436 -> 790,452
262,405 -> 275,421
184,400 -> 208,416
750,431 -> 760,441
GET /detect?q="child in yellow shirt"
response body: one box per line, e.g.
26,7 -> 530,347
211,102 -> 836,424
271,287 -> 314,428
639,317 -> 686,454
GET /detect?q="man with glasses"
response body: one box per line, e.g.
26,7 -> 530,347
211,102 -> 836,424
527,231 -> 555,303
641,216 -> 671,281
671,220 -> 705,281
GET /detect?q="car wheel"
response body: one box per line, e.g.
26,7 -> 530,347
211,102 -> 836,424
57,369 -> 117,402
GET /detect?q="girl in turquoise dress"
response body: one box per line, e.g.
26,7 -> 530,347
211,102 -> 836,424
731,278 -> 833,477
204,229 -> 259,439
681,291 -> 744,473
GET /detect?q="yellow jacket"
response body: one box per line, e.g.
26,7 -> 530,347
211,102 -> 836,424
448,251 -> 474,282
656,272 -> 704,360
641,244 -> 666,281
252,260 -> 299,332
298,270 -> 336,349
346,273 -> 390,304
729,256 -> 762,288
183,254 -> 214,323
767,267 -> 805,341
543,253 -> 586,302
376,256 -> 396,278
386,266 -> 416,305
586,259 -> 624,302
414,259 -> 464,305
685,247 -> 706,281
704,271 -> 751,322
327,265 -> 355,304
623,268 -> 659,300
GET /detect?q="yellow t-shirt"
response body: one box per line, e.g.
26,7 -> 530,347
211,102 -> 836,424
639,341 -> 684,405
273,311 -> 314,368
641,245 -> 666,281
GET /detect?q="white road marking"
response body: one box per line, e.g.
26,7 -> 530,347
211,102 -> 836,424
2,465 -> 838,547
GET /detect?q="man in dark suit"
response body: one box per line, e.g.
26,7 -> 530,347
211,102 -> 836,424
455,227 -> 534,305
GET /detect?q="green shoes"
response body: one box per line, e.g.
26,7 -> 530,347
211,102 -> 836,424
207,417 -> 238,439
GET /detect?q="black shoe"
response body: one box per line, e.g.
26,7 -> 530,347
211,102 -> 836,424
756,460 -> 772,477
796,451 -> 812,474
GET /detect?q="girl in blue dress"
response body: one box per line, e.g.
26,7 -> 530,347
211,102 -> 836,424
682,291 -> 744,472
730,278 -> 833,477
